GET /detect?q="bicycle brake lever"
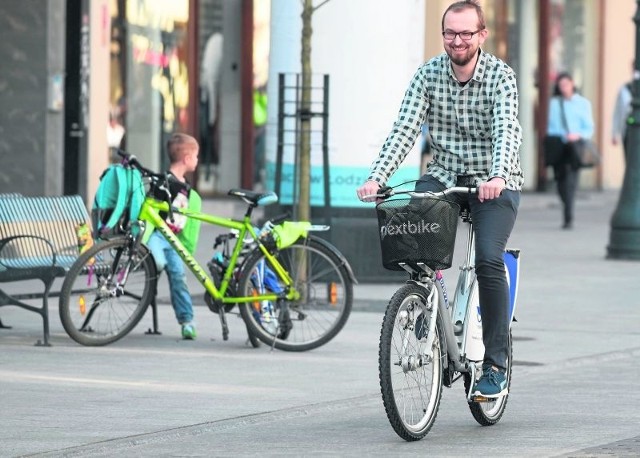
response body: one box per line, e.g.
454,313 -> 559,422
378,186 -> 393,198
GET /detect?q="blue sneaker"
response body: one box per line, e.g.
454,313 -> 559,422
472,366 -> 508,397
181,323 -> 196,340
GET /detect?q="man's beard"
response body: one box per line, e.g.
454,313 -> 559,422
447,45 -> 478,66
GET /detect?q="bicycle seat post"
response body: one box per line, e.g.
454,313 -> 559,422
244,203 -> 257,219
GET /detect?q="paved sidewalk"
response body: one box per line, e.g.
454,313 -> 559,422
1,189 -> 640,457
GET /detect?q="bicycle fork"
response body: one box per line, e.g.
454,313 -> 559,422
397,285 -> 438,371
81,231 -> 147,332
406,277 -> 477,387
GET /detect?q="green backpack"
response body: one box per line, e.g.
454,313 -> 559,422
91,164 -> 145,237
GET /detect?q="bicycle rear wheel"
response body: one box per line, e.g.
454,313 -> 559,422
237,236 -> 352,351
59,237 -> 157,346
379,283 -> 444,441
464,331 -> 513,425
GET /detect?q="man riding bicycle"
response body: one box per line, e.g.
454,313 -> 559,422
356,0 -> 523,397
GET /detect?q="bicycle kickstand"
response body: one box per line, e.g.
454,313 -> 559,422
218,305 -> 229,341
271,299 -> 292,352
145,297 -> 162,335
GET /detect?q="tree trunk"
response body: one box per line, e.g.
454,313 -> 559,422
297,0 -> 313,222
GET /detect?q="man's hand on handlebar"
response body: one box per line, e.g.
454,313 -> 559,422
478,177 -> 506,203
356,180 -> 382,202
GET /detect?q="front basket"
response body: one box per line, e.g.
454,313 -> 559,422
375,196 -> 460,271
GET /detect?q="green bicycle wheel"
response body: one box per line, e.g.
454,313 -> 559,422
237,236 -> 353,352
59,237 -> 157,346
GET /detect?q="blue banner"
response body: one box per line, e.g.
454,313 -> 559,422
265,161 -> 421,208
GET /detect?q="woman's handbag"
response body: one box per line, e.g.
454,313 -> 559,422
566,138 -> 600,168
543,135 -> 565,167
560,99 -> 601,169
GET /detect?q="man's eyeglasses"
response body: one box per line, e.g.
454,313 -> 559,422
442,29 -> 484,41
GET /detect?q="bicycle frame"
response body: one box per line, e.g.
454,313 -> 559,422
421,221 -> 476,375
413,207 -> 520,377
136,196 -> 301,305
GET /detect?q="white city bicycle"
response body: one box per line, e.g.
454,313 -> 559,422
372,185 -> 520,441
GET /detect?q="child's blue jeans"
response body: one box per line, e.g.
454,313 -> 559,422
147,231 -> 194,324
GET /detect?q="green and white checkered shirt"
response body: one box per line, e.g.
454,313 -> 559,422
368,50 -> 524,191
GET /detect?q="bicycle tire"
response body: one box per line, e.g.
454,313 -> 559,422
379,283 -> 444,441
237,236 -> 353,351
245,321 -> 262,348
59,237 -> 157,346
464,331 -> 513,425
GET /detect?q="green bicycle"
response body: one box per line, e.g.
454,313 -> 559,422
58,152 -> 356,350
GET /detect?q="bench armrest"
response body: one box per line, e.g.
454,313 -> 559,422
0,235 -> 57,269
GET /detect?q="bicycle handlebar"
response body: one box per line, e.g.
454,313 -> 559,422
364,186 -> 477,200
116,149 -> 160,178
412,187 -> 478,198
116,149 -> 175,221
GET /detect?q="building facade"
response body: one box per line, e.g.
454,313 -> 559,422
0,0 -> 635,201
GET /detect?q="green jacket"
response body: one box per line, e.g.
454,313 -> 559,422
177,189 -> 201,254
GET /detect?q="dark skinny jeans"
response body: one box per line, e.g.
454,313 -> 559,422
415,176 -> 520,370
553,161 -> 580,225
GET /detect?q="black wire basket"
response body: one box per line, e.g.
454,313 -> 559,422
375,196 -> 460,271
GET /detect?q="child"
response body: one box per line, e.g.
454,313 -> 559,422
147,133 -> 202,339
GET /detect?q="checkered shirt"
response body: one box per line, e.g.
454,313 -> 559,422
368,50 -> 524,191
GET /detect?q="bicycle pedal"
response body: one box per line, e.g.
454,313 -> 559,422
469,393 -> 506,403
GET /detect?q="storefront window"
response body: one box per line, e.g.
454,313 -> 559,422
480,0 -> 521,74
549,0 -> 587,88
110,0 -> 191,171
253,0 -> 270,187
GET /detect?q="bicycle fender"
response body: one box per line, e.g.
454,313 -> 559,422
307,235 -> 359,285
503,249 -> 520,324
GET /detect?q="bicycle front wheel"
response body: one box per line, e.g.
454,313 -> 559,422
59,237 -> 157,346
379,283 -> 444,441
237,236 -> 353,352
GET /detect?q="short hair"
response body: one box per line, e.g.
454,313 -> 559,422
441,0 -> 486,32
167,133 -> 197,164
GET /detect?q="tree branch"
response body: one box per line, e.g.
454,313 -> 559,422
312,0 -> 331,13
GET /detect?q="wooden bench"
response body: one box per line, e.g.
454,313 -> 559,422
0,195 -> 90,346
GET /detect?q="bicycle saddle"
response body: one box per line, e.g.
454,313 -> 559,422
228,189 -> 278,207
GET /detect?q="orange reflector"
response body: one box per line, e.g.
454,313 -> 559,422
471,395 -> 496,403
79,296 -> 86,315
329,283 -> 337,305
251,290 -> 260,312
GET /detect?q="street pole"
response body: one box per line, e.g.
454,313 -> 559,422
607,0 -> 640,260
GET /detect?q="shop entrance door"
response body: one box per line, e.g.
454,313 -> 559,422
63,0 -> 89,199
